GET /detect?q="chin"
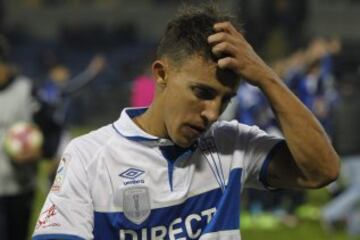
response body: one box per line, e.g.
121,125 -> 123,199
173,136 -> 196,148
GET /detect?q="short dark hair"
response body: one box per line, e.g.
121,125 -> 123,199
157,4 -> 239,66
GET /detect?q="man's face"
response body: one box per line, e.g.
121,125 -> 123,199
158,55 -> 238,147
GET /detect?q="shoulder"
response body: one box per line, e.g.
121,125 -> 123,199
14,75 -> 33,88
64,124 -> 116,164
208,120 -> 260,137
5,76 -> 33,97
205,120 -> 278,147
3,76 -> 33,98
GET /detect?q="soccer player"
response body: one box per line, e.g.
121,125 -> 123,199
33,4 -> 340,240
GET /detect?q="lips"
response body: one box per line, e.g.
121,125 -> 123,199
185,124 -> 206,136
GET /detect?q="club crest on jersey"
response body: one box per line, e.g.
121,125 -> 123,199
123,186 -> 151,225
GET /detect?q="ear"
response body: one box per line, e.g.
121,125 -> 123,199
152,60 -> 168,89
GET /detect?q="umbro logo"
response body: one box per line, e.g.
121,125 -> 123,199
120,168 -> 145,179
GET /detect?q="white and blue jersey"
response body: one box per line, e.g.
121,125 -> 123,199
33,107 -> 283,240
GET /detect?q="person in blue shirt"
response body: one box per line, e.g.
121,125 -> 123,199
34,55 -> 106,159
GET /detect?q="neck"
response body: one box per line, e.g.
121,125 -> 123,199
133,100 -> 167,138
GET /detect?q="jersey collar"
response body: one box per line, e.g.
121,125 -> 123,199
112,107 -> 174,146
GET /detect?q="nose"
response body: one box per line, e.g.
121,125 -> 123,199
200,99 -> 222,125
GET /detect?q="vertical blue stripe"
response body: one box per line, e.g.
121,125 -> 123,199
159,145 -> 196,192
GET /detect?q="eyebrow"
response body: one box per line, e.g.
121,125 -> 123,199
192,82 -> 237,98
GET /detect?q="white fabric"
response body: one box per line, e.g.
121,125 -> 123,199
33,108 -> 282,240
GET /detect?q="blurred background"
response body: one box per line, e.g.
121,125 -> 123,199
1,0 -> 360,239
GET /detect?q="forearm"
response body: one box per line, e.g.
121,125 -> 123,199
63,68 -> 97,96
259,73 -> 340,187
208,21 -> 340,188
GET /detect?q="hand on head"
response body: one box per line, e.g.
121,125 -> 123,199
208,22 -> 278,87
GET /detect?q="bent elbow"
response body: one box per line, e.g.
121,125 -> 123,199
315,169 -> 339,189
311,157 -> 341,189
328,163 -> 341,182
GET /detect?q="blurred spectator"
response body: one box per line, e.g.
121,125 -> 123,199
34,54 -> 106,160
130,48 -> 156,107
322,73 -> 360,237
0,35 -> 39,240
130,62 -> 155,108
235,82 -> 278,134
284,37 -> 341,135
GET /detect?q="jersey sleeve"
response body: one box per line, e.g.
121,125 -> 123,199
32,140 -> 94,240
238,124 -> 284,190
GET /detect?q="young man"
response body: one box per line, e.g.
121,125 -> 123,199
33,5 -> 340,240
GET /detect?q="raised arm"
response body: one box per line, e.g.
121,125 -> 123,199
208,22 -> 340,189
62,55 -> 106,96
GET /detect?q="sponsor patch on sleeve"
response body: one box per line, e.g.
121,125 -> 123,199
51,153 -> 71,192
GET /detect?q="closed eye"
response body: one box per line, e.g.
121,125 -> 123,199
191,86 -> 217,100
